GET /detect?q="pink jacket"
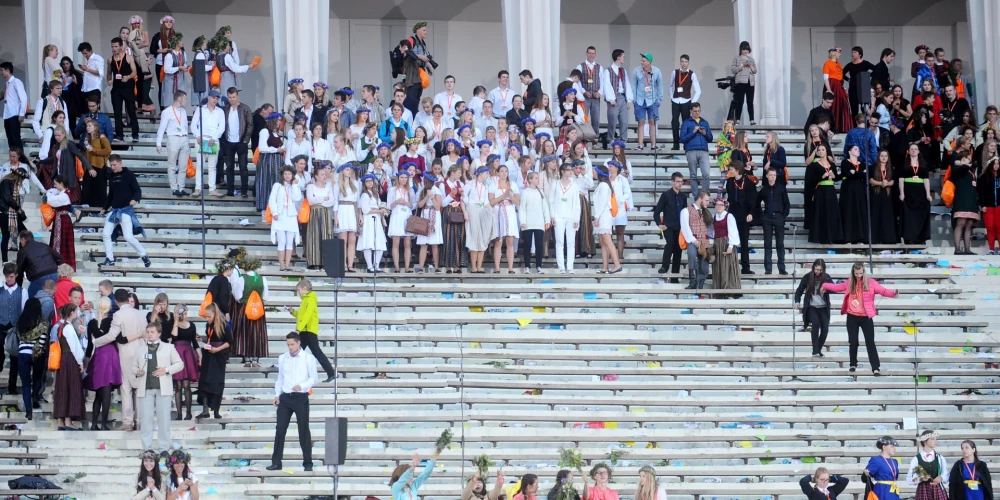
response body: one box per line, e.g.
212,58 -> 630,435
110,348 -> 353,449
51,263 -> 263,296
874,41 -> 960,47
822,278 -> 897,317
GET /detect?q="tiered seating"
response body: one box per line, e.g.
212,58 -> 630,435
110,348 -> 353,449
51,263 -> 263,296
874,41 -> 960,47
10,116 -> 997,499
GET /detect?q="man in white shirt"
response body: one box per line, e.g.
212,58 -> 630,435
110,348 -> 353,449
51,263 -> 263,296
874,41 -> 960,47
76,42 -> 104,102
468,85 -> 486,117
487,70 -> 515,114
576,47 -> 604,135
267,332 -> 317,472
156,90 -> 190,197
601,49 -> 633,141
475,100 -> 499,134
680,191 -> 713,290
668,54 -> 701,151
0,62 -> 27,149
433,75 -> 463,123
189,90 -> 226,197
31,80 -> 67,140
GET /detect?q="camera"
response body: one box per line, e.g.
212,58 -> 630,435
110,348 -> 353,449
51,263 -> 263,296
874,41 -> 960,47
716,77 -> 733,91
426,56 -> 439,70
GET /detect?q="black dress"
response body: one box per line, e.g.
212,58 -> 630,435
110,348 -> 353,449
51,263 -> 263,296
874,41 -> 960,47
869,163 -> 899,244
839,159 -> 869,244
146,312 -> 174,343
206,274 -> 233,317
805,160 -> 844,244
899,161 -> 931,244
199,324 -> 232,402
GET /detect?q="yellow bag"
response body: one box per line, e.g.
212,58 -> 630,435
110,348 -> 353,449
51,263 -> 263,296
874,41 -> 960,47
245,290 -> 264,321
298,199 -> 310,224
40,203 -> 56,228
198,291 -> 213,319
418,68 -> 431,89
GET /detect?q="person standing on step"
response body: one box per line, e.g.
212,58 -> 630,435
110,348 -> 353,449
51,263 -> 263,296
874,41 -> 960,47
654,172 -> 687,280
223,87 -> 252,198
822,262 -> 898,376
15,297 -> 47,420
84,296 -> 120,430
189,89 -> 226,198
109,287 -> 147,430
231,256 -> 268,367
52,303 -> 85,430
756,168 -> 789,275
842,46 -> 876,119
632,52 -> 663,151
107,37 -> 140,143
724,160 -> 756,275
668,54 -> 700,151
288,279 -> 335,383
156,90 -> 190,197
133,322 -> 183,453
680,103 -> 713,197
0,62 -> 27,149
266,331 -> 317,472
0,263 -> 25,396
794,259 -> 832,356
864,436 -> 901,500
197,303 -> 231,420
949,440 -> 993,500
576,47 -> 603,136
31,80 -> 67,142
680,191 -> 712,290
601,50 -> 633,142
906,430 -> 950,500
101,155 -> 151,267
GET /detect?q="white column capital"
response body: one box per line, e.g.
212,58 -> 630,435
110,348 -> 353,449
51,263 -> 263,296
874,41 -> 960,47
502,0 -> 560,100
732,0 -> 793,126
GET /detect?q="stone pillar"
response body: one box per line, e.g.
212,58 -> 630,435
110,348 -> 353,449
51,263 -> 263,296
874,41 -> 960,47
732,0 -> 793,126
501,0 -> 561,100
270,0 -> 329,105
23,0 -> 84,101
967,0 -> 1000,116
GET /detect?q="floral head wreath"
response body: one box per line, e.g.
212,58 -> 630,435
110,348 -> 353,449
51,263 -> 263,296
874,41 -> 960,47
535,132 -> 551,140
313,82 -> 328,89
444,138 -> 461,151
291,154 -> 309,165
560,88 -> 577,99
541,155 -> 560,164
317,160 -> 333,169
507,125 -> 521,133
159,15 -> 175,24
215,258 -> 234,272
396,170 -> 411,178
918,430 -> 939,442
829,46 -> 841,53
168,33 -> 183,48
486,154 -> 500,165
401,161 -> 419,171
915,44 -> 930,54
412,21 -> 427,33
139,449 -> 159,462
168,450 -> 190,465
509,143 -> 523,155
265,112 -> 283,121
356,108 -> 370,115
339,87 -> 354,95
423,173 -> 439,183
361,173 -> 378,184
337,162 -> 358,173
456,155 -> 470,165
713,196 -> 729,207
129,15 -> 143,25
474,166 -> 491,176
404,137 -> 422,145
521,117 -> 536,126
376,142 -> 392,151
216,26 -> 232,37
455,124 -> 471,135
287,78 -> 303,87
239,255 -> 262,272
193,35 -> 206,50
593,166 -> 610,178
605,160 -> 623,170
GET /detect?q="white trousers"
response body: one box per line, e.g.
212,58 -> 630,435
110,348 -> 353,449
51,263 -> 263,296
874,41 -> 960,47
138,394 -> 172,451
554,217 -> 577,270
102,213 -> 146,260
195,152 -> 219,191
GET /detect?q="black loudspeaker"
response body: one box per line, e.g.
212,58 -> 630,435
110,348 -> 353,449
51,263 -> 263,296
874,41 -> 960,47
192,59 -> 206,94
857,72 -> 871,106
324,417 -> 347,465
322,238 -> 345,278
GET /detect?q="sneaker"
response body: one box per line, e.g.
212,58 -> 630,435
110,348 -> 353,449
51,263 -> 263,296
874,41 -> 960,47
536,267 -> 543,274
657,267 -> 668,274
568,269 -> 575,274
210,190 -> 225,197
779,270 -> 789,275
523,267 -> 531,274
131,137 -> 139,143
559,269 -> 566,274
178,190 -> 189,196
989,250 -> 996,255
141,255 -> 151,268
101,258 -> 115,266
171,190 -> 179,197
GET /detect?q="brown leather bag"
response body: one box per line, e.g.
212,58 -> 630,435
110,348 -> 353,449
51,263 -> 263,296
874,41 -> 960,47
405,215 -> 430,236
448,209 -> 465,224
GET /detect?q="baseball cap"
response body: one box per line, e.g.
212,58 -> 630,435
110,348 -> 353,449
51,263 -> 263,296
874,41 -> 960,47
640,52 -> 653,63
207,89 -> 221,98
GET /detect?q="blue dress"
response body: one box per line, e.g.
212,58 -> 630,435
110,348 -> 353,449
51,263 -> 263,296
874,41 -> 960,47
865,455 -> 901,500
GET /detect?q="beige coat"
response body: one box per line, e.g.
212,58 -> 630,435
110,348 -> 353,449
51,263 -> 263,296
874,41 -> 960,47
109,305 -> 149,385
132,341 -> 184,397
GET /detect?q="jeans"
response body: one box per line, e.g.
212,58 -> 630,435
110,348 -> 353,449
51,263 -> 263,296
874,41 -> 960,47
806,307 -> 830,354
271,392 -> 312,467
584,97 -> 602,134
223,139 -> 250,194
520,229 -> 543,268
17,353 -> 33,412
102,212 -> 147,261
686,244 -> 709,288
27,273 -> 58,299
660,227 -> 682,274
165,135 -> 189,192
3,117 -> 22,149
111,89 -> 139,140
728,83 -> 755,122
670,101 -> 691,149
138,393 -> 172,451
761,214 -> 786,273
606,94 -> 628,140
299,331 -> 335,378
553,218 -> 576,271
685,150 -> 711,197
846,314 -> 879,371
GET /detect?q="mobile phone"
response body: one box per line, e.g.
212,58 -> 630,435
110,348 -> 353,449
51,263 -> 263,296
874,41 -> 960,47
178,305 -> 187,314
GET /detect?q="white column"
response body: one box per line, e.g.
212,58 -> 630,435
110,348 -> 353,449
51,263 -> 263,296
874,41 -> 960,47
23,0 -> 84,102
967,0 -> 1000,115
502,0 -> 561,100
270,0 -> 329,105
732,0 -> 792,126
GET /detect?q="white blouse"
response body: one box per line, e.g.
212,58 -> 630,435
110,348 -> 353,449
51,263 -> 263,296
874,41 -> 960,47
308,137 -> 332,164
463,180 -> 491,207
548,179 -> 581,221
307,182 -> 335,207
518,187 -> 550,230
285,137 -> 311,165
713,212 -> 741,249
46,188 -> 71,208
257,129 -> 282,153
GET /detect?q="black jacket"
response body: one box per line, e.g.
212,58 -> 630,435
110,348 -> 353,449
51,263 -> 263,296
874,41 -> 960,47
16,240 -> 62,283
950,459 -> 994,500
524,79 -> 543,109
652,188 -> 687,230
725,175 -> 756,221
795,272 -> 833,327
756,181 -> 790,219
0,179 -> 22,214
804,106 -> 833,137
104,167 -> 142,211
506,108 -> 530,132
799,475 -> 849,500
250,111 -> 267,152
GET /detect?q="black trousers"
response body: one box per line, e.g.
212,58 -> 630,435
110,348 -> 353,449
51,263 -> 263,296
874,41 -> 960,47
806,307 -> 830,355
761,214 -> 786,273
203,392 -> 223,413
521,229 -> 543,268
660,227 -> 682,274
728,83 -> 755,122
271,392 -> 312,467
0,218 -> 26,263
403,84 -> 422,117
223,139 -> 249,194
3,117 -> 22,149
670,101 -> 691,149
299,331 -> 335,377
111,88 -> 139,140
734,217 -> 751,272
846,313 -> 879,371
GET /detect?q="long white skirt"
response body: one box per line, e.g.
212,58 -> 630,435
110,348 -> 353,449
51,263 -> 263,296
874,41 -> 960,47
416,208 -> 443,245
358,213 -> 387,251
494,202 -> 519,238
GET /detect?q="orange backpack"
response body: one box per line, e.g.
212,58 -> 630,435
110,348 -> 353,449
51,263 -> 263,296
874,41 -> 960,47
48,322 -> 66,371
198,291 -> 213,318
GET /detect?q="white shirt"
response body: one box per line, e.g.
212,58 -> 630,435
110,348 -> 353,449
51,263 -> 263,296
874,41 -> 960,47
601,63 -> 634,102
156,105 -> 189,147
548,178 -> 581,221
668,69 -> 701,104
54,321 -> 84,365
226,105 -> 241,143
433,91 -> 463,120
190,104 -> 226,141
223,53 -> 248,74
468,96 -> 485,117
309,137 -> 332,164
0,284 -> 28,312
907,451 -> 950,484
680,205 -> 715,243
714,212 -> 740,248
163,52 -> 184,75
2,76 -> 28,120
45,187 -> 71,209
518,187 -> 550,230
81,53 -> 105,93
274,349 -> 318,398
487,86 -> 514,112
575,61 -> 605,96
285,136 -> 311,166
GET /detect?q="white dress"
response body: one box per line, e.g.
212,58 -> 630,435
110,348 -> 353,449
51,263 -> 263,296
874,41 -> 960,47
268,182 -> 303,244
592,182 -> 613,235
168,473 -> 198,500
493,182 -> 520,238
334,180 -> 360,233
387,186 -> 414,237
609,174 -> 632,226
309,137 -> 332,165
530,108 -> 554,139
416,185 -> 444,245
358,192 -> 387,251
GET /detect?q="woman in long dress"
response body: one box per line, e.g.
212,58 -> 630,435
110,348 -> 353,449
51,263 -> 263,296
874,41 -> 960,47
416,174 -> 443,272
948,137 -> 979,254
441,165 -> 466,273
196,303 -> 231,420
83,297 -> 119,429
230,254 -> 269,366
53,303 -> 85,430
170,303 -> 200,421
592,165 -> 622,274
463,166 -> 494,273
899,143 -> 932,244
387,170 -> 414,272
490,164 -> 520,274
47,175 -> 75,269
334,163 -> 361,271
305,163 -> 335,269
358,174 -> 388,272
840,145 -> 869,244
572,159 -> 595,258
823,47 -> 853,133
806,144 -> 844,244
268,165 -> 302,270
711,197 -> 742,294
869,150 -> 899,244
256,113 -> 286,213
159,34 -> 188,107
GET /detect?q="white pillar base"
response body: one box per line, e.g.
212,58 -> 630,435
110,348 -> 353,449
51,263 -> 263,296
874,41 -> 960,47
733,0 -> 793,126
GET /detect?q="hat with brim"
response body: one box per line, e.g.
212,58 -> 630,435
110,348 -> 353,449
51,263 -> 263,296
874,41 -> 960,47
640,52 -> 653,63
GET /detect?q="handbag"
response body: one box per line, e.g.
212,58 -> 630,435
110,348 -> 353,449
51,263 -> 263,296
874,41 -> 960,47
298,199 -> 311,224
75,158 -> 84,180
198,291 -> 213,318
418,68 -> 431,89
4,327 -> 19,357
448,209 -> 465,224
209,66 -> 221,86
405,215 -> 430,236
572,121 -> 598,141
40,203 -> 55,227
264,205 -> 273,223
252,147 -> 260,165
186,157 -> 196,178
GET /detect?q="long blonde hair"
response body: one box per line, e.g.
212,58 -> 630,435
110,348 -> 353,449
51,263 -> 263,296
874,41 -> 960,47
338,168 -> 357,198
96,296 -> 112,323
847,262 -> 870,292
203,303 -> 227,337
635,465 -> 659,500
766,131 -> 781,152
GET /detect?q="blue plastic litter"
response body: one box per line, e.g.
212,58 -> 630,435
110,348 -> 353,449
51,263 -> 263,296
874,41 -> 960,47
441,293 -> 454,299
584,293 -> 598,299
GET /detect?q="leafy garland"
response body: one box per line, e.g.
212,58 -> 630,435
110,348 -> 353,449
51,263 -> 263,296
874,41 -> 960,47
472,454 -> 493,480
434,429 -> 452,454
556,448 -> 584,500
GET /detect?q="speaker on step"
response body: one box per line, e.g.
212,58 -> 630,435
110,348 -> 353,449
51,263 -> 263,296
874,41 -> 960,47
192,59 -> 207,94
324,417 -> 347,465
322,238 -> 345,278
856,72 -> 871,107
